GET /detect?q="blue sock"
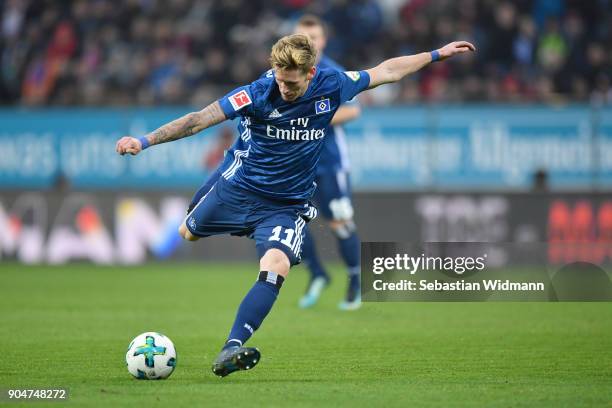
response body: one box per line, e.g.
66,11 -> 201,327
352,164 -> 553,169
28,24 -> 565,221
223,271 -> 284,350
337,231 -> 360,272
347,268 -> 360,301
301,227 -> 329,281
337,230 -> 361,300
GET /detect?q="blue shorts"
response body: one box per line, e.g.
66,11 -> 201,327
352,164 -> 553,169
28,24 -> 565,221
184,178 -> 317,266
312,168 -> 354,221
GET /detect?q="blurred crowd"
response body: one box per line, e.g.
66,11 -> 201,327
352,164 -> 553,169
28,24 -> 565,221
1,0 -> 611,106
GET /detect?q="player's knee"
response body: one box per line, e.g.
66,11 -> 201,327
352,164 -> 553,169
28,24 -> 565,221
329,219 -> 357,239
178,223 -> 199,241
329,197 -> 354,221
260,248 -> 290,277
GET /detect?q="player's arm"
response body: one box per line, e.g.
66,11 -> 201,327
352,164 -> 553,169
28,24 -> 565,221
115,101 -> 226,156
365,41 -> 475,89
330,104 -> 361,126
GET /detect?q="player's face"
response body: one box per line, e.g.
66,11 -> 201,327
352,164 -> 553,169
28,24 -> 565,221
275,67 -> 316,102
294,25 -> 327,59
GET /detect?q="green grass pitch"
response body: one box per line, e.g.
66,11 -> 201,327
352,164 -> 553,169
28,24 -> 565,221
1,262 -> 611,407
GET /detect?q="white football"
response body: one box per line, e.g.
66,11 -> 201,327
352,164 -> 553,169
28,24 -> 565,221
125,332 -> 177,380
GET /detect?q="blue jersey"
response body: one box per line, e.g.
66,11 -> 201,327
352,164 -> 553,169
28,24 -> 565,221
316,55 -> 357,174
217,68 -> 370,201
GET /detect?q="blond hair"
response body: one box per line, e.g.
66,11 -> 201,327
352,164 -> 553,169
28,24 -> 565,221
269,34 -> 316,73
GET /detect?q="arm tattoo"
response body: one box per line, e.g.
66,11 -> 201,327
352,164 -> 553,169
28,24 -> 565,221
147,101 -> 226,146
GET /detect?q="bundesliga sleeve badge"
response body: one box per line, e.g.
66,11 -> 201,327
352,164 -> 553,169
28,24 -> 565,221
229,90 -> 252,111
315,98 -> 331,115
344,71 -> 361,82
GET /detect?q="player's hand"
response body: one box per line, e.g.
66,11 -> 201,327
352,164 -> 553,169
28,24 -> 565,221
115,136 -> 143,156
437,41 -> 476,61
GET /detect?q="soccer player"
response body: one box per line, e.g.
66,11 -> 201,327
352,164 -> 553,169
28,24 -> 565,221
188,15 -> 364,310
116,35 -> 474,377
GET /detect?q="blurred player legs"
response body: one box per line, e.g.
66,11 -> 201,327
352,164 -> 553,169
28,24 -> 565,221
300,169 -> 361,310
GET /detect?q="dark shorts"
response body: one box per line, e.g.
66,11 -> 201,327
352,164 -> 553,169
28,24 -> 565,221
184,178 -> 317,266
